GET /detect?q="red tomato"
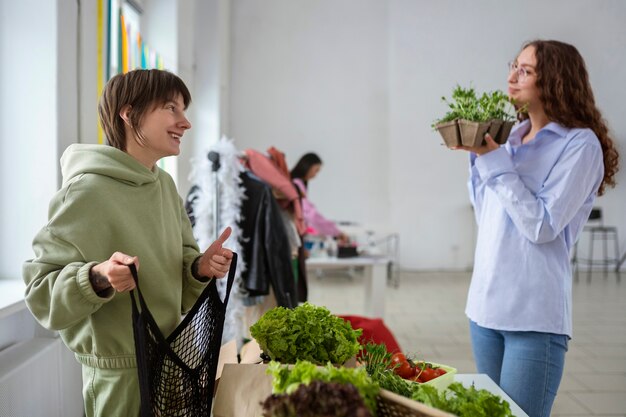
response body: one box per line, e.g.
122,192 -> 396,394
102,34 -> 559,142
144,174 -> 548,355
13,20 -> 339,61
434,368 -> 447,377
390,352 -> 407,366
420,367 -> 438,382
395,361 -> 416,379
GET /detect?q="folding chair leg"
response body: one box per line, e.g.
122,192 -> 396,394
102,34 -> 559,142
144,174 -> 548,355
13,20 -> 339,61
614,237 -> 621,273
572,241 -> 579,283
588,230 -> 595,283
603,233 -> 609,279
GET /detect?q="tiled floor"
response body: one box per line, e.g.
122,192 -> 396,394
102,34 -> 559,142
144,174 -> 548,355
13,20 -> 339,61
307,268 -> 626,417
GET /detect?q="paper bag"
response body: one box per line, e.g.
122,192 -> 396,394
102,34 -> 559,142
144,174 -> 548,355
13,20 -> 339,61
216,340 -> 239,380
213,339 -> 358,417
212,363 -> 272,417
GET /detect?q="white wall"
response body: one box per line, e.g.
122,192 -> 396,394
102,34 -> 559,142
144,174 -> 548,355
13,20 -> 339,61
78,0 -> 100,147
189,0 -> 232,195
229,0 -> 390,227
0,0 -> 60,280
1,4 -> 84,413
227,0 -> 626,270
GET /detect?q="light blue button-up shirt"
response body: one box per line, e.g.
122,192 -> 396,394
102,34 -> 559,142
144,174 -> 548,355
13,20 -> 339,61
465,120 -> 604,337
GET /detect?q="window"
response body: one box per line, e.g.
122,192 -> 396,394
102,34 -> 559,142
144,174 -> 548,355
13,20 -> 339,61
107,0 -> 177,179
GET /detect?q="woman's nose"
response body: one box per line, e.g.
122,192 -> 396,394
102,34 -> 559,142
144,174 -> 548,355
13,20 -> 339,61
179,116 -> 192,130
507,70 -> 518,84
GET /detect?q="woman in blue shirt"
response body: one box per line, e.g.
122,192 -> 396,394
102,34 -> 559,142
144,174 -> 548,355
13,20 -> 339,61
454,40 -> 619,417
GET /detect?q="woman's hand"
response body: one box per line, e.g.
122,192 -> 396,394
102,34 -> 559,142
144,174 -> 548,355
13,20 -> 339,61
197,227 -> 234,279
452,133 -> 500,155
90,252 -> 139,293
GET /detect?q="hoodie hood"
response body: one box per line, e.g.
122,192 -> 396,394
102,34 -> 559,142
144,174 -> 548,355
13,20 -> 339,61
60,144 -> 159,187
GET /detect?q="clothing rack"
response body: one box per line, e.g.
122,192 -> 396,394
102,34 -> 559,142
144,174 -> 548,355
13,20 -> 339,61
208,151 -> 220,240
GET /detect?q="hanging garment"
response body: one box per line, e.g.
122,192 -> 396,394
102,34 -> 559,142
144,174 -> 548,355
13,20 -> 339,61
296,239 -> 308,302
266,146 -> 290,177
244,149 -> 306,235
238,171 -> 297,308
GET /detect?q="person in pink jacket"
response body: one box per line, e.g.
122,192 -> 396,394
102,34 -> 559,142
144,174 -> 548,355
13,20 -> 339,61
290,153 -> 348,243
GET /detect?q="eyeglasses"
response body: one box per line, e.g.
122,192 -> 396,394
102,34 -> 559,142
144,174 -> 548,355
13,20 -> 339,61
508,61 -> 534,83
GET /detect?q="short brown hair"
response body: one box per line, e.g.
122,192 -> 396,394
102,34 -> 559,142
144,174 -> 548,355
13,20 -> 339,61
518,40 -> 619,195
98,69 -> 192,150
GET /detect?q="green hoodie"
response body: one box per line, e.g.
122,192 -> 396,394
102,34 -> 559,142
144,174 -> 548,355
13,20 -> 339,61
23,144 -> 209,369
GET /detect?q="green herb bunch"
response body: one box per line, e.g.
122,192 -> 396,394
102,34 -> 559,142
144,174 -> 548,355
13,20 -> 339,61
250,303 -> 362,365
479,90 -> 517,122
267,360 -> 379,414
360,343 -> 419,398
433,85 -> 517,127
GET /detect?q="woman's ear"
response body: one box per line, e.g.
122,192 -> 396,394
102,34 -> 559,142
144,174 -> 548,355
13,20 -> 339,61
119,105 -> 132,126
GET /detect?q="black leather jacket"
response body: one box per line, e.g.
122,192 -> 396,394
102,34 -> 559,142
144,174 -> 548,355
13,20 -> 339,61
238,172 -> 297,308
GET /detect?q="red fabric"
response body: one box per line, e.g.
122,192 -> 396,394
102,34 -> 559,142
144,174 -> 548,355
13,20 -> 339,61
245,149 -> 298,201
244,149 -> 306,235
267,146 -> 290,177
339,315 -> 402,355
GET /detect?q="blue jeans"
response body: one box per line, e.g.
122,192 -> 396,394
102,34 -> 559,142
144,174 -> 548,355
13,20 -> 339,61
469,320 -> 568,417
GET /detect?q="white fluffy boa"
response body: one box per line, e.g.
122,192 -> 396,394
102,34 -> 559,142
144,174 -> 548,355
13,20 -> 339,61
188,136 -> 247,347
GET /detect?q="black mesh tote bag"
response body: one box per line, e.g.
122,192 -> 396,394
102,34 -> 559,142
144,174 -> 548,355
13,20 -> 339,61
129,253 -> 237,417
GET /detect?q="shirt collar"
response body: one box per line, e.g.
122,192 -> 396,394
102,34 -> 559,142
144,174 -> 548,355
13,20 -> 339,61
541,122 -> 569,138
508,120 -> 530,146
508,119 -> 569,146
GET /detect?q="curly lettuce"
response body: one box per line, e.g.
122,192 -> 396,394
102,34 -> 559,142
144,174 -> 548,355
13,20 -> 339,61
413,382 -> 514,417
250,303 -> 361,365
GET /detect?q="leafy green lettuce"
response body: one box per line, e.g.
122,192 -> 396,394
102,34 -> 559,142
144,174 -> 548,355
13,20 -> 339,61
413,382 -> 514,417
250,303 -> 361,365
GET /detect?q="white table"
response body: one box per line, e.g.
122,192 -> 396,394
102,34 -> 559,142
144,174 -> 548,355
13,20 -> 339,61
455,374 -> 529,417
305,256 -> 389,318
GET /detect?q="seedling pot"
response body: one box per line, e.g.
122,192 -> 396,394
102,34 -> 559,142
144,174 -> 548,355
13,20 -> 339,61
459,119 -> 490,147
496,120 -> 515,144
488,120 -> 503,142
435,120 -> 461,148
433,85 -> 516,149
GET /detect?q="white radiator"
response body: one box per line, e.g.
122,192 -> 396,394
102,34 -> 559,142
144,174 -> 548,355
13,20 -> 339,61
0,338 -> 83,417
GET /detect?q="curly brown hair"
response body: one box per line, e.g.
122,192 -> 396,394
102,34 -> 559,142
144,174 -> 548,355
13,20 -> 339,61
517,40 -> 619,196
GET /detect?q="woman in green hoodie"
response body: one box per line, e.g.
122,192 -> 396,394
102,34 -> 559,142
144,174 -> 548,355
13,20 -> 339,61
23,69 -> 233,417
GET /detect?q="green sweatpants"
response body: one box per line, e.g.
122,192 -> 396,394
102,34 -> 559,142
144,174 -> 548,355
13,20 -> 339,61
82,365 -> 141,417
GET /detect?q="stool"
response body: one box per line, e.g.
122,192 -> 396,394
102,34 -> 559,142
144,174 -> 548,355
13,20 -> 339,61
572,208 -> 620,282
